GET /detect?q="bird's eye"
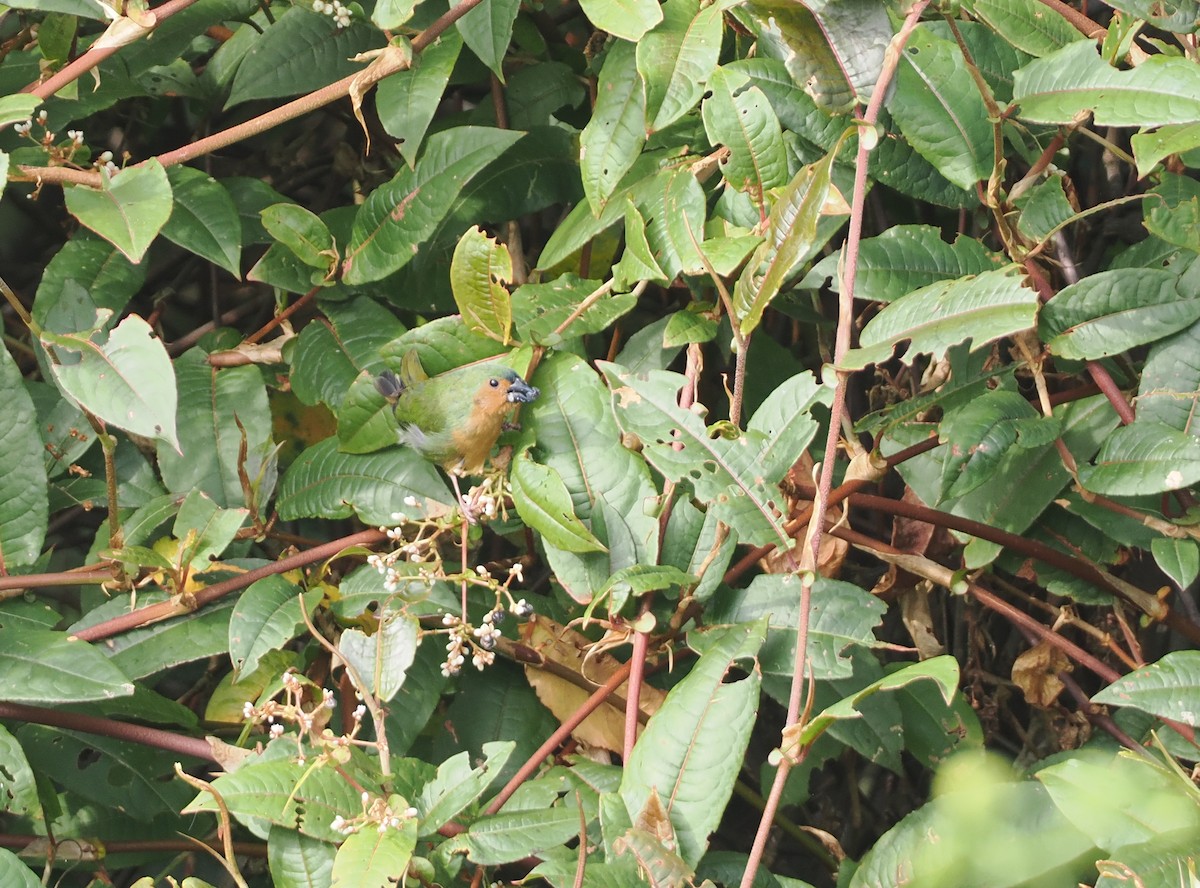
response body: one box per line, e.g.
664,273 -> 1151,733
489,378 -> 499,388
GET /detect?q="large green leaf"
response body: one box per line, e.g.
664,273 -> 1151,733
578,0 -> 661,42
580,41 -> 646,216
1079,421 -> 1200,496
783,657 -> 959,753
450,226 -> 512,344
638,0 -> 725,133
0,849 -> 40,887
960,0 -> 1081,58
805,224 -> 1001,303
416,742 -> 513,835
889,25 -> 992,191
229,576 -> 321,677
276,437 -> 451,525
33,231 -> 145,334
330,817 -> 417,888
376,31 -> 462,168
842,267 -> 1039,369
620,620 -> 766,867
290,295 -> 405,411
187,755 -> 376,842
600,361 -> 790,548
338,611 -> 419,703
742,0 -> 890,112
157,347 -> 275,508
1040,268 -> 1200,360
343,127 -> 522,284
702,65 -> 788,212
453,806 -> 582,865
226,9 -> 384,107
708,575 -> 886,681
510,453 -> 607,554
1012,41 -> 1200,126
456,0 -> 519,79
0,628 -> 133,703
0,346 -> 48,567
42,313 -> 180,451
162,166 -> 242,277
733,145 -> 845,336
521,352 -> 659,603
1138,318 -> 1200,435
63,160 -> 173,264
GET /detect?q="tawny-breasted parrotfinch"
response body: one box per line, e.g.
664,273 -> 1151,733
375,350 -> 539,477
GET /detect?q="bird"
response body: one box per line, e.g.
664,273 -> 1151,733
375,350 -> 539,516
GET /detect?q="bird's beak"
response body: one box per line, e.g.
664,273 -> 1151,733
506,377 -> 539,404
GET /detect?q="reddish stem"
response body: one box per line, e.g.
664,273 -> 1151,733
0,701 -> 216,761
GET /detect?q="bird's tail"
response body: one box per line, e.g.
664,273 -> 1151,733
375,369 -> 404,404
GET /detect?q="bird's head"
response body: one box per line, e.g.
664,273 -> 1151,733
469,367 -> 539,416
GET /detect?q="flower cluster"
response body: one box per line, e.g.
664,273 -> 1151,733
312,0 -> 352,28
11,114 -> 119,175
241,670 -> 367,764
330,793 -> 418,837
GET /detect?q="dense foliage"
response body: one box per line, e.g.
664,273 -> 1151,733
1,0 -> 1200,884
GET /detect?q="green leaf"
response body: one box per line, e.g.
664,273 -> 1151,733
960,0 -> 1081,58
417,742 -> 514,835
637,167 -> 708,280
0,724 -> 41,818
620,621 -> 766,867
511,275 -> 637,346
784,656 -> 959,752
338,611 -> 419,703
1105,0 -> 1199,32
522,353 -> 660,603
18,724 -> 194,820
188,756 -> 376,842
103,597 -> 236,680
290,295 -> 405,411
1132,319 -> 1200,434
1079,421 -> 1200,496
0,628 -> 134,703
1145,172 -> 1200,253
376,31 -> 462,168
733,145 -> 845,336
600,563 -> 697,601
157,347 -> 276,508
745,371 -> 830,483
1093,652 -> 1200,726
261,203 -> 335,270
162,166 -> 242,277
708,575 -> 886,681
1012,172 -> 1076,242
33,231 -> 145,333
1040,268 -> 1200,360
578,0 -> 662,42
229,576 -> 321,677
336,374 -> 398,454
454,806 -> 582,865
330,815 -> 417,887
0,346 -> 48,567
580,41 -> 647,216
267,827 -> 336,888
343,127 -> 522,284
0,94 -> 41,128
42,313 -> 180,451
226,9 -> 385,107
1012,41 -> 1200,126
1132,122 -> 1200,179
456,0 -> 520,79
889,25 -> 992,191
450,226 -> 513,344
638,0 -> 724,133
804,224 -> 1001,303
842,267 -> 1039,369
64,160 -> 173,263
702,65 -> 788,212
1151,538 -> 1200,590
511,453 -> 607,554
938,389 -> 1044,499
173,489 -> 248,568
277,437 -> 451,526
601,361 -> 790,548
